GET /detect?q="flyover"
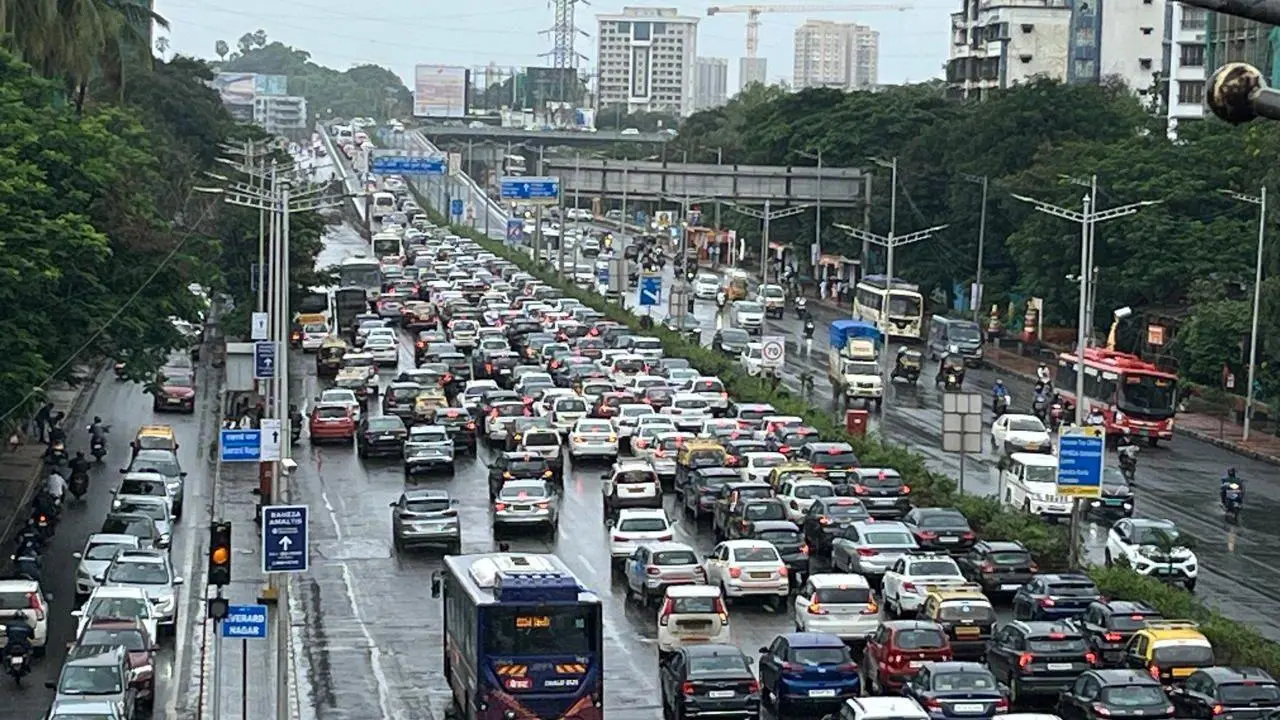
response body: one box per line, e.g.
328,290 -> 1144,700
542,156 -> 872,205
415,124 -> 671,145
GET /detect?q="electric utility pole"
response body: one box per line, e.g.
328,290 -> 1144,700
961,174 -> 988,322
724,200 -> 814,285
1220,186 -> 1268,442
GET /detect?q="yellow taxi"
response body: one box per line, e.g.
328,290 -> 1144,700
767,462 -> 815,491
413,388 -> 449,423
293,313 -> 329,351
131,425 -> 177,457
675,439 -> 727,485
1122,620 -> 1214,684
917,583 -> 996,661
334,366 -> 371,402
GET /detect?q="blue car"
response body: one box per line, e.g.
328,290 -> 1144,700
1011,573 -> 1099,621
901,661 -> 1009,719
758,632 -> 860,715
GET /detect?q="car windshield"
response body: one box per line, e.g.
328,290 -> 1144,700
367,418 -> 403,432
988,550 -> 1032,566
896,629 -> 947,649
888,293 -> 921,317
671,595 -> 718,613
85,542 -> 132,561
1009,418 -> 1046,432
823,503 -> 866,518
524,433 -> 559,447
316,406 -> 348,420
736,302 -> 763,313
933,671 -> 997,691
58,665 -> 123,695
618,518 -> 667,532
80,628 -> 147,652
106,562 -> 169,585
692,379 -> 726,393
1046,582 -> 1098,597
507,460 -> 547,474
653,549 -> 698,566
744,503 -> 785,521
733,546 -> 779,563
815,450 -> 858,466
411,430 -> 449,443
939,602 -> 995,622
813,588 -> 871,605
789,646 -> 850,665
404,497 -> 450,513
757,529 -> 802,544
116,502 -> 165,522
1100,685 -> 1168,707
1027,636 -> 1086,652
720,330 -> 749,344
1118,374 -> 1177,418
131,451 -> 179,476
794,484 -> 835,500
911,560 -> 960,576
1133,526 -> 1181,546
163,373 -> 193,388
749,455 -> 783,468
689,652 -> 751,674
499,484 -> 548,501
1220,683 -> 1280,704
919,513 -> 969,529
119,479 -> 165,497
86,597 -> 149,619
100,517 -> 151,537
556,399 -> 587,413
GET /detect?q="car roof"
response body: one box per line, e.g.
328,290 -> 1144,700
809,573 -> 872,589
87,533 -> 140,547
1091,669 -> 1163,685
1009,452 -> 1057,466
113,549 -> 167,564
721,539 -> 775,549
751,520 -> 800,532
617,508 -> 667,519
683,643 -> 746,659
782,631 -> 847,647
644,541 -> 696,555
666,584 -> 721,598
1095,599 -> 1158,614
403,488 -> 450,501
1129,518 -> 1177,529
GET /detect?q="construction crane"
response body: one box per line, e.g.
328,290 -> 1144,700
707,3 -> 910,58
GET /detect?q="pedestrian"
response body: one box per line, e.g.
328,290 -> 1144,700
32,402 -> 53,443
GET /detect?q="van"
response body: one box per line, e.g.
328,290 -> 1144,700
998,452 -> 1070,519
927,316 -> 984,366
371,192 -> 396,220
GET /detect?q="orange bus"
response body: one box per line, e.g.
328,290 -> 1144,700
1056,348 -> 1178,446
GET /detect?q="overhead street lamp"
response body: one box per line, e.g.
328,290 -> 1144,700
799,148 -> 826,272
1219,186 -> 1268,443
724,200 -> 814,286
960,174 -> 989,322
1060,174 -> 1101,343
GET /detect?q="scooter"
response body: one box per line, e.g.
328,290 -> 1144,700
794,298 -> 808,319
68,471 -> 89,501
4,643 -> 30,687
993,394 -> 1011,418
1118,446 -> 1139,484
1223,484 -> 1243,523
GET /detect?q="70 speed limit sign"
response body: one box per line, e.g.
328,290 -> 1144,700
761,336 -> 786,368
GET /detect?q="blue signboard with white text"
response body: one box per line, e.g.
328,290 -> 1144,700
1057,427 -> 1104,499
370,151 -> 445,176
499,176 -> 560,204
505,219 -> 524,246
219,429 -> 261,462
262,504 -> 309,573
451,199 -> 464,218
254,341 -> 276,380
639,275 -> 662,307
221,604 -> 268,638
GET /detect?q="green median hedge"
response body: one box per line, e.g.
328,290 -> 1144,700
411,191 -> 1278,671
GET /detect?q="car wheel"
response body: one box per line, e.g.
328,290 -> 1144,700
1185,578 -> 1197,591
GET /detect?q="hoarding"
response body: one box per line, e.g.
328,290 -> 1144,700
255,74 -> 288,96
414,65 -> 468,118
213,73 -> 257,105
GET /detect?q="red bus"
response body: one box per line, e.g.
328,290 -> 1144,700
1056,348 -> 1179,445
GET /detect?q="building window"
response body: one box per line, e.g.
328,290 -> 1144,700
653,22 -> 665,33
1074,25 -> 1096,46
634,22 -> 650,40
1181,8 -> 1207,30
1178,80 -> 1205,104
1073,58 -> 1096,78
1141,26 -> 1153,34
617,21 -> 630,32
1180,44 -> 1205,67
1139,58 -> 1152,69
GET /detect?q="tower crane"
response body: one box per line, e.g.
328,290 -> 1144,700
707,3 -> 910,58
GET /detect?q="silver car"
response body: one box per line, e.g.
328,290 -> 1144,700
485,401 -> 527,441
830,520 -> 919,578
47,646 -> 136,718
622,541 -> 705,605
403,425 -> 454,476
121,450 -> 186,521
110,496 -> 173,549
390,489 -> 460,553
97,549 -> 184,637
47,698 -> 126,720
72,534 -> 140,603
492,480 -> 559,537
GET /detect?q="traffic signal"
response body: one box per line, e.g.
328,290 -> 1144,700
208,521 -> 232,587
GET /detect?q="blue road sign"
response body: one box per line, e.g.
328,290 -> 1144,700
262,504 -> 309,573
221,604 -> 268,639
499,176 -> 560,203
639,275 -> 662,307
451,199 -> 464,217
370,152 -> 445,176
596,264 -> 610,285
219,429 -> 261,463
505,218 -> 524,246
1058,427 -> 1105,499
254,341 -> 276,380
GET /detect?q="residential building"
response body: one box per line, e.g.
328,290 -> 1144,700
694,57 -> 729,109
1066,0 -> 1164,98
253,95 -> 309,137
739,57 -> 768,90
1165,4 -> 1208,135
793,20 -> 880,90
946,0 -> 1071,100
596,7 -> 700,116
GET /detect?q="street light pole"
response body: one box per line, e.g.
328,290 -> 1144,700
724,201 -> 814,286
1220,186 -> 1267,442
961,174 -> 988,321
800,149 -> 824,273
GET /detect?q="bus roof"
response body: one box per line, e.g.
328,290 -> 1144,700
861,274 -> 920,292
1059,347 -> 1176,380
444,553 -> 601,606
340,256 -> 379,266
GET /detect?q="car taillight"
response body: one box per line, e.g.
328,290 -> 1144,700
494,503 -> 506,511
902,582 -> 916,592
996,699 -> 1009,713
634,439 -> 648,449
857,548 -> 878,557
1085,651 -> 1098,665
962,531 -> 976,540
853,485 -> 869,495
778,566 -> 788,577
1212,704 -> 1226,716
720,392 -> 728,398
887,653 -> 905,667
778,445 -> 790,454
26,592 -> 43,622
1018,653 -> 1034,669
1093,705 -> 1113,717
808,602 -> 828,615
1104,632 -> 1123,642
926,699 -> 943,711
901,485 -> 911,494
979,561 -> 995,572
818,517 -> 831,525
1038,597 -> 1056,607
485,363 -> 493,372
387,397 -> 397,406
656,534 -> 673,541
681,681 -> 696,696
729,567 -> 742,579
646,566 -> 662,576
862,597 -> 879,614
696,566 -> 708,580
745,679 -> 759,693
917,531 -> 937,540
1030,563 -> 1039,572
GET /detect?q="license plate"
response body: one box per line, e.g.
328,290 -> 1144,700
955,704 -> 984,713
513,505 -> 530,511
809,689 -> 837,698
625,486 -> 643,493
1047,663 -> 1073,671
1000,583 -> 1023,591
499,369 -> 511,374
909,661 -> 927,668
749,572 -> 771,579
956,626 -> 980,637
708,690 -> 734,699
380,434 -> 397,440
167,398 -> 181,404
8,657 -> 21,666
939,536 -> 958,543
871,498 -> 896,505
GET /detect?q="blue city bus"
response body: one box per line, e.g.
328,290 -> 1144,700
431,553 -> 604,720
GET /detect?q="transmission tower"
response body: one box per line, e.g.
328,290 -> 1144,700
541,0 -> 589,68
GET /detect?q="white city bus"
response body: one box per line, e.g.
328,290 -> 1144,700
853,274 -> 924,340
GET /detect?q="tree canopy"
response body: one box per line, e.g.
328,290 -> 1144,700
671,80 -> 1280,396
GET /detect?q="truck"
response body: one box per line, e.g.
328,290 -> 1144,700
827,319 -> 884,409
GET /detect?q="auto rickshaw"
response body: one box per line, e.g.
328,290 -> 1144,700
316,336 -> 347,377
675,439 -> 728,492
935,352 -> 966,391
412,388 -> 449,424
334,367 -> 371,403
892,347 -> 923,384
725,271 -> 750,301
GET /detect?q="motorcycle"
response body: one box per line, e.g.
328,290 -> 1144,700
9,555 -> 38,582
794,298 -> 808,318
1223,484 -> 1243,523
46,441 -> 67,465
943,373 -> 962,392
1118,446 -> 1139,484
4,644 -> 30,687
993,394 -> 1011,417
113,362 -> 127,380
68,471 -> 89,501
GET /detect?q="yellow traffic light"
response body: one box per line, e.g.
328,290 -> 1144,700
211,546 -> 230,565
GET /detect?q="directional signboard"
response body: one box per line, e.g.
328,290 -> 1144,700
639,275 -> 662,307
251,312 -> 269,341
370,150 -> 446,176
262,505 -> 309,573
219,429 -> 261,463
499,176 -> 561,205
596,263 -> 610,286
761,336 -> 786,368
1058,427 -> 1104,498
259,419 -> 282,462
253,341 -> 276,380
505,218 -> 524,246
221,604 -> 268,639
451,199 -> 464,218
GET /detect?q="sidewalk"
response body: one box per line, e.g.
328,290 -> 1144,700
0,363 -> 102,546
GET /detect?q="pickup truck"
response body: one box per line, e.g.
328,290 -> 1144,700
827,319 -> 883,409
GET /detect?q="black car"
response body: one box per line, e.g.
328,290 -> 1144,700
486,352 -> 522,387
433,407 -> 477,453
659,644 -> 760,720
744,520 -> 809,582
725,498 -> 788,540
357,416 -> 408,458
414,330 -> 447,364
505,416 -> 554,452
382,381 -> 423,420
767,427 -> 820,459
653,357 -> 691,377
956,540 -> 1038,595
723,439 -> 769,467
1170,667 -> 1280,719
801,497 -> 871,554
902,507 -> 977,553
437,352 -> 472,385
1070,600 -> 1163,666
682,467 -> 742,521
487,452 -> 554,499
713,328 -> 751,357
797,442 -> 859,484
1089,468 -> 1135,519
902,662 -> 1008,718
986,620 -> 1096,700
1059,670 -> 1174,720
840,468 -> 912,519
1012,574 -> 1100,622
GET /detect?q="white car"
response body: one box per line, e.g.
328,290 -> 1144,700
364,334 -> 399,366
656,585 -> 731,656
778,478 -> 836,523
991,414 -> 1052,455
319,388 -> 362,422
731,301 -> 765,333
693,273 -> 721,299
460,380 -> 499,412
880,552 -> 966,616
631,423 -> 670,459
689,377 -> 729,416
71,585 -> 158,643
661,393 -> 712,432
608,509 -> 675,564
299,320 -> 329,351
0,579 -> 50,651
72,533 -> 141,602
755,284 -> 786,318
739,451 -> 787,484
97,549 -> 184,636
792,573 -> 882,639
1105,518 -> 1198,590
568,418 -> 618,459
549,395 -> 589,432
613,403 -> 658,440
628,337 -> 664,361
650,431 -> 693,480
580,380 -> 614,408
704,540 -> 790,604
740,344 -> 771,377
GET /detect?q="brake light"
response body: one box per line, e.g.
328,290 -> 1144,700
1039,597 -> 1057,607
1085,651 -> 1098,665
646,566 -> 662,576
386,396 -> 397,407
1212,704 -> 1225,716
729,567 -> 742,579
494,503 -> 506,511
656,534 -> 673,541
926,699 -> 943,711
901,485 -> 911,494
465,422 -> 475,430
720,392 -> 728,398
979,561 -> 995,572
745,679 -> 759,693
416,341 -> 425,348
818,517 -> 831,526
862,598 -> 879,614
713,597 -> 728,623
26,592 -> 43,622
995,699 -> 1009,713
853,484 -> 869,495
902,582 -> 916,593
778,566 -> 788,577
1018,653 -> 1034,669
808,602 -> 828,615
887,653 -> 905,667
962,531 -> 976,540
485,363 -> 493,372
917,531 -> 938,540
857,548 -> 878,557
681,681 -> 696,696
1104,632 -> 1123,642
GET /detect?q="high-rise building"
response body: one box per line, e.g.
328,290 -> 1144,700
793,19 -> 880,90
946,0 -> 1071,100
694,57 -> 729,110
253,95 -> 309,137
739,57 -> 768,90
1067,0 -> 1165,97
596,7 -> 700,116
1164,4 -> 1208,135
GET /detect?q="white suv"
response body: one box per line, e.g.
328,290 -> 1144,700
1105,518 -> 1198,590
880,552 -> 966,617
792,573 -> 882,640
608,509 -> 674,566
834,697 -> 929,720
0,580 -> 50,653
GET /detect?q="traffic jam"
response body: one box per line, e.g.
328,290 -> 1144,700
298,156 -> 1278,720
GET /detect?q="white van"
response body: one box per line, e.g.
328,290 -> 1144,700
371,192 -> 396,220
998,452 -> 1070,518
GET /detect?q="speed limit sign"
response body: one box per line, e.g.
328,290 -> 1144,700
761,336 -> 785,368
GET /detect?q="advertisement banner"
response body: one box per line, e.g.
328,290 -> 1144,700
255,74 -> 288,96
414,65 -> 468,118
213,73 -> 257,105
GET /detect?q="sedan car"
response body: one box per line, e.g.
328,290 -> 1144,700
357,415 -> 408,458
991,413 -> 1052,455
492,479 -> 559,538
830,520 -> 919,579
390,489 -> 460,553
703,539 -> 789,606
364,334 -> 399,366
72,534 -> 141,603
71,585 -> 158,642
659,644 -> 760,720
121,450 -> 186,520
902,661 -> 1008,718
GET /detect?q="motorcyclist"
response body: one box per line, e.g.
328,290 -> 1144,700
4,618 -> 34,660
11,550 -> 39,582
1221,468 -> 1244,506
68,451 -> 90,479
992,380 -> 1009,408
1117,432 -> 1139,478
1036,363 -> 1052,387
795,295 -> 808,315
716,290 -> 727,309
803,317 -> 815,339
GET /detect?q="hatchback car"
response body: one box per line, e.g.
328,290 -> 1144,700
660,644 -> 760,720
357,415 -> 408,458
492,479 -> 558,538
862,620 -> 954,694
402,425 -> 453,476
623,541 -> 705,607
844,468 -> 913,519
73,534 -> 140,603
0,579 -> 50,654
793,574 -> 881,641
656,584 -> 730,656
1060,669 -> 1175,720
902,661 -> 1008,719
309,403 -> 355,443
121,449 -> 187,520
96,549 -> 183,637
1170,667 -> 1280,719
390,489 -> 460,553
802,497 -> 872,554
608,508 -> 674,565
986,620 -> 1096,700
1012,573 -> 1100,621
956,540 -> 1038,596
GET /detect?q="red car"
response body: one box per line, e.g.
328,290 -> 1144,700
76,618 -> 157,709
309,404 -> 355,443
153,370 -> 196,413
861,620 -> 954,693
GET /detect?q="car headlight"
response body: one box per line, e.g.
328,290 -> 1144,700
156,596 -> 175,613
167,481 -> 181,493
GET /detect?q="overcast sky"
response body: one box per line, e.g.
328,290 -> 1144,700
154,0 -> 956,89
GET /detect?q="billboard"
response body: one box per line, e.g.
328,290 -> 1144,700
414,65 -> 468,118
213,73 -> 257,105
255,74 -> 288,96
524,67 -> 584,107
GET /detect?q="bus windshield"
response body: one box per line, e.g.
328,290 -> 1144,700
1118,374 -> 1177,418
889,293 -> 921,317
339,261 -> 381,290
483,605 -> 599,656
